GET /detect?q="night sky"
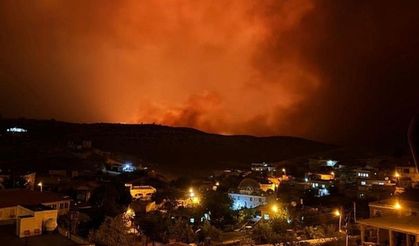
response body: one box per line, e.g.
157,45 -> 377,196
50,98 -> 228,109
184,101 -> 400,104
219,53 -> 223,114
0,0 -> 418,146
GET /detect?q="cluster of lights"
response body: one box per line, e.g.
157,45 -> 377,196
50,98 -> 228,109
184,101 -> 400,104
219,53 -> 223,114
326,160 -> 337,167
6,127 -> 27,133
189,188 -> 200,205
122,163 -> 136,173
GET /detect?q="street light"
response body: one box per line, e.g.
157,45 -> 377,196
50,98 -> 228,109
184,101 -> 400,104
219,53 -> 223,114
334,209 -> 342,232
282,168 -> 286,176
394,201 -> 401,210
38,182 -> 43,192
271,204 -> 279,213
188,187 -> 199,205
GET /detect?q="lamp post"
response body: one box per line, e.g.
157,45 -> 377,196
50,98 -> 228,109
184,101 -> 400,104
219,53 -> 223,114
282,168 -> 286,176
394,200 -> 402,217
38,182 -> 43,192
395,171 -> 400,185
334,209 -> 342,232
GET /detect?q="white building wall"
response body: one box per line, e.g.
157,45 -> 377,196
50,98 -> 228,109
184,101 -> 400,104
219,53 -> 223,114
42,200 -> 70,216
229,193 -> 267,210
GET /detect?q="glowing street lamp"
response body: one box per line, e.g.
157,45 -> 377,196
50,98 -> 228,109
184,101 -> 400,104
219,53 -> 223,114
126,207 -> 135,218
394,201 -> 402,210
38,182 -> 43,192
271,204 -> 279,213
334,209 -> 342,232
188,187 -> 200,205
282,168 -> 286,176
334,209 -> 341,217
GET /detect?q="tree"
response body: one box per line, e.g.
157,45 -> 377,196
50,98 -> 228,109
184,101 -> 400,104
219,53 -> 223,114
304,225 -> 326,239
135,212 -> 170,244
89,181 -> 132,217
197,222 -> 221,243
200,191 -> 235,228
168,218 -> 195,243
252,222 -> 277,244
238,208 -> 257,223
89,215 -> 136,246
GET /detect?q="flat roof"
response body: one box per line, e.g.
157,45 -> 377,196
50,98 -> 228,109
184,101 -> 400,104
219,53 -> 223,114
358,216 -> 419,235
0,189 -> 70,208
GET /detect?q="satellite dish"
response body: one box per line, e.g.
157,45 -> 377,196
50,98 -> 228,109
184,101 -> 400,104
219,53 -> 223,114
44,218 -> 58,232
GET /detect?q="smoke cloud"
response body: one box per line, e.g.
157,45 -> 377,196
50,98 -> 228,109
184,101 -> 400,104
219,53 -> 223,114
0,0 -> 418,145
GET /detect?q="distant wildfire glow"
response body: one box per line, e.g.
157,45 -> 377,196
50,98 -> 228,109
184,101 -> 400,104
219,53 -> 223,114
0,0 -> 318,136
1,0 -> 418,144
107,0 -> 319,135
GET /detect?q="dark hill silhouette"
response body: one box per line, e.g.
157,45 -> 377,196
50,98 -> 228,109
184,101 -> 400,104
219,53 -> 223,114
0,118 -> 335,175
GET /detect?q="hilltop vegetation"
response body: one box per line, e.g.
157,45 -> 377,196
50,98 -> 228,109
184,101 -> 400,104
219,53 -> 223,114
0,119 -> 334,175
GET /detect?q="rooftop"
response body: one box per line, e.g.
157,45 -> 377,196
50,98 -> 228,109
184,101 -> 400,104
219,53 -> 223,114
0,189 -> 70,208
358,215 -> 419,235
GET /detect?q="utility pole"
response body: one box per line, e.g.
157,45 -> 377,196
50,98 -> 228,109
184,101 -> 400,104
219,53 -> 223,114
353,201 -> 357,223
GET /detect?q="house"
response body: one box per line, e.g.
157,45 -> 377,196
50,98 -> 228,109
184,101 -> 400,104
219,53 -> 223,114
395,166 -> 419,188
0,189 -> 70,238
251,162 -> 276,172
0,189 -> 71,221
238,177 -> 276,194
16,205 -> 58,238
358,198 -> 419,245
229,193 -> 267,210
368,198 -> 419,217
125,184 -> 157,201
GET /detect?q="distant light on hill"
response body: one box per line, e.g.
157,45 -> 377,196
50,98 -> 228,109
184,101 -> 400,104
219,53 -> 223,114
6,127 -> 27,133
